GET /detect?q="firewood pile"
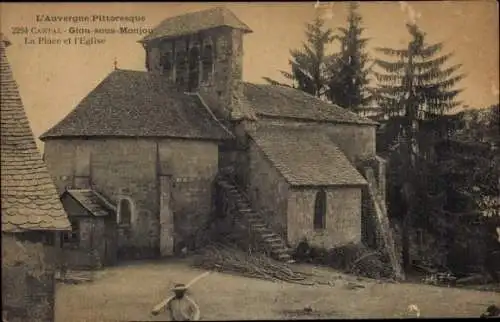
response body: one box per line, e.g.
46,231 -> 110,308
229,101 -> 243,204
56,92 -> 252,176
193,242 -> 313,285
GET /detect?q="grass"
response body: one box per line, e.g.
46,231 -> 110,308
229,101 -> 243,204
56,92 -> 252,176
55,258 -> 500,321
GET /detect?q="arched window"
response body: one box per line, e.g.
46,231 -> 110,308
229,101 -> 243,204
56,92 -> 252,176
201,39 -> 214,83
188,45 -> 200,91
314,190 -> 327,230
117,198 -> 133,226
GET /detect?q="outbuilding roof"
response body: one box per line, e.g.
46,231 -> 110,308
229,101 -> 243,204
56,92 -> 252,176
63,189 -> 116,217
248,125 -> 368,187
1,34 -> 70,232
40,69 -> 233,141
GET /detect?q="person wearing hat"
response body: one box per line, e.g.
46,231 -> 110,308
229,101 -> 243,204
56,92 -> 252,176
151,283 -> 200,321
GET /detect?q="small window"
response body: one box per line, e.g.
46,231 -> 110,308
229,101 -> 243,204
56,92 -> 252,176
117,198 -> 132,226
188,46 -> 200,91
314,190 -> 327,230
175,46 -> 188,87
161,51 -> 173,75
416,229 -> 425,246
201,41 -> 214,83
145,48 -> 150,70
62,220 -> 80,245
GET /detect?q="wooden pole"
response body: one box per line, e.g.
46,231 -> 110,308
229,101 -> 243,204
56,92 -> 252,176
150,270 -> 213,315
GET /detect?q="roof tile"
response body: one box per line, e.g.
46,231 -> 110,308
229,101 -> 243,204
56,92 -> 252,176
242,83 -> 378,125
141,7 -> 252,43
40,69 -> 232,141
1,34 -> 70,232
64,189 -> 115,217
249,125 -> 368,187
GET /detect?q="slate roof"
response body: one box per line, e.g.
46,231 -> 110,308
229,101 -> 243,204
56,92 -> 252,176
64,189 -> 116,217
40,69 -> 233,140
248,125 -> 368,187
242,83 -> 378,125
140,6 -> 253,43
1,35 -> 70,232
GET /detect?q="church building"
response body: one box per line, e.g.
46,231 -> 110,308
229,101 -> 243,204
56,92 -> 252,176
41,7 -> 387,262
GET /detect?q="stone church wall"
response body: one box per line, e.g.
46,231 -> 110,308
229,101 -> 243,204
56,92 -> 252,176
287,187 -> 363,249
247,140 -> 289,240
43,137 -> 219,259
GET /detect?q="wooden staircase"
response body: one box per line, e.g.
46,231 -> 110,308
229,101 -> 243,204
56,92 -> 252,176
217,179 -> 294,263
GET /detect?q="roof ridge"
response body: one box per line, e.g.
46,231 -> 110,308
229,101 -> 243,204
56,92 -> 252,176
186,92 -> 235,138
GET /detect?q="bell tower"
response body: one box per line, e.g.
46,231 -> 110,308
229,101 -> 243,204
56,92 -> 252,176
138,7 -> 253,122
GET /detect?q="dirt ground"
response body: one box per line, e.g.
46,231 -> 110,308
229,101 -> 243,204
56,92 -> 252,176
55,258 -> 500,321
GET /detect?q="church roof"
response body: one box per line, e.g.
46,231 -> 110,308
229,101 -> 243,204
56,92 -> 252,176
1,34 -> 71,233
248,125 -> 368,187
242,83 -> 378,125
40,69 -> 233,141
140,7 -> 252,43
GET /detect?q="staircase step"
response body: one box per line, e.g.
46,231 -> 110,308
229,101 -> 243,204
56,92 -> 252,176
248,218 -> 262,224
277,255 -> 292,262
264,236 -> 282,243
270,246 -> 286,252
269,241 -> 285,249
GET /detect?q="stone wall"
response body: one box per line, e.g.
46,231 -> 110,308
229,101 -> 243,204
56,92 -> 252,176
144,26 -> 245,123
258,118 -> 377,163
157,139 -> 219,252
2,233 -> 57,322
43,137 -> 219,259
247,140 -> 290,239
198,27 -> 244,121
287,187 -> 363,249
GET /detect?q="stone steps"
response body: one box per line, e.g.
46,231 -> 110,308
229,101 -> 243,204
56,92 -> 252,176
218,179 -> 292,262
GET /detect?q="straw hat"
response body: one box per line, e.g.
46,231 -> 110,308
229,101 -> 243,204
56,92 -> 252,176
172,284 -> 187,292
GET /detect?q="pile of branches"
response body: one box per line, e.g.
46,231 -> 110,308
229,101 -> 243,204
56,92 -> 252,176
193,242 -> 313,285
326,243 -> 394,280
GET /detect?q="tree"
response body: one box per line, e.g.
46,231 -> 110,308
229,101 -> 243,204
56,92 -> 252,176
373,23 -> 464,271
263,16 -> 335,98
374,24 -> 464,121
327,2 -> 372,111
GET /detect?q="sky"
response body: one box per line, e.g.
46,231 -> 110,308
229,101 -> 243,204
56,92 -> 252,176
1,1 -> 498,150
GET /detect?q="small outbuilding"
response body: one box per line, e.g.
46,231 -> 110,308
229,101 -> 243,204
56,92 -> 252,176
60,189 -> 118,269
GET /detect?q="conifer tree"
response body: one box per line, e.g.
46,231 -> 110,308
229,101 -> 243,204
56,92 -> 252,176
327,2 -> 372,111
263,17 -> 335,98
373,23 -> 464,271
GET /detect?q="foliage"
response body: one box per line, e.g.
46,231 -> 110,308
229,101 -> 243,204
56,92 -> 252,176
373,22 -> 465,271
381,105 -> 499,275
263,16 -> 335,98
327,2 -> 373,111
373,23 -> 464,122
